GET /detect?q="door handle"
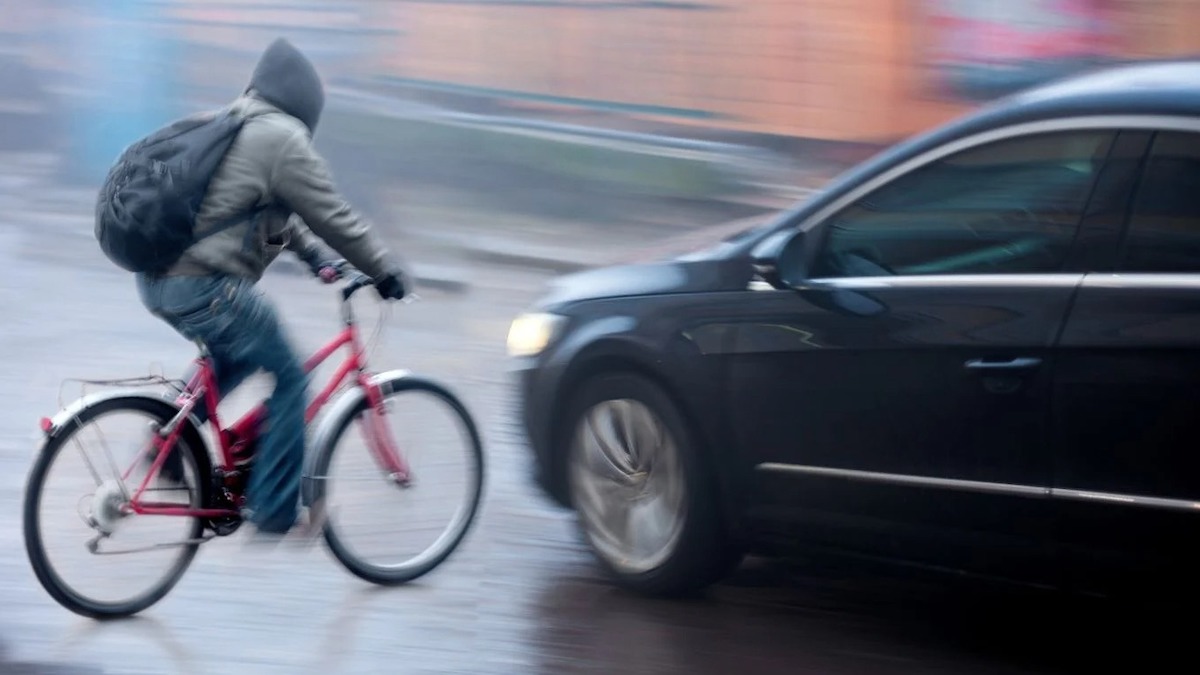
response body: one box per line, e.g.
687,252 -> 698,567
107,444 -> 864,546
964,357 -> 1043,371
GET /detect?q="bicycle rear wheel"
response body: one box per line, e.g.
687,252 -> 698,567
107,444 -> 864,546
308,375 -> 484,585
23,396 -> 210,618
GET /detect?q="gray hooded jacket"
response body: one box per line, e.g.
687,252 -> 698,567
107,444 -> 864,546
164,38 -> 398,283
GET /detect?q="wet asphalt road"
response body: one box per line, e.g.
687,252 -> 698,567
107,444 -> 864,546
0,179 -> 1188,675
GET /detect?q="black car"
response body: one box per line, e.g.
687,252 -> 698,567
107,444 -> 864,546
508,60 -> 1200,598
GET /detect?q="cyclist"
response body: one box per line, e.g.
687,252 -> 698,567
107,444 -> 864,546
135,37 -> 409,541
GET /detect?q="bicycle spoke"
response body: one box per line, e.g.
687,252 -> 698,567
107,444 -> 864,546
69,432 -> 105,488
89,422 -> 132,500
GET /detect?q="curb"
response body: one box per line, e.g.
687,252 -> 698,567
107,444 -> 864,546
319,90 -> 795,201
461,246 -> 596,276
327,86 -> 792,171
450,211 -> 785,275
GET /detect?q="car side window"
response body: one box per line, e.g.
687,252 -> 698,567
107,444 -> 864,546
1119,131 -> 1200,273
810,130 -> 1115,278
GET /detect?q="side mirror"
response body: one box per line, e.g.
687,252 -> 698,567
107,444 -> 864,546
750,230 -> 809,289
750,229 -> 887,317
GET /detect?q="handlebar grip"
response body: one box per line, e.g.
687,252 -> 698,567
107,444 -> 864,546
318,266 -> 341,284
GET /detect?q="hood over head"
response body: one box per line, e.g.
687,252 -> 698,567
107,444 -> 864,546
245,38 -> 325,132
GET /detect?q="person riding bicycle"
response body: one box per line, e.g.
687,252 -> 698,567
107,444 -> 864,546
136,38 -> 409,540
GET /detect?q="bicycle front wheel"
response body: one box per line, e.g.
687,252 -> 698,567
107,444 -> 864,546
309,376 -> 484,585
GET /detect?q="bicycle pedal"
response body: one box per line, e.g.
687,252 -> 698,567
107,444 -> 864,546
208,517 -> 244,537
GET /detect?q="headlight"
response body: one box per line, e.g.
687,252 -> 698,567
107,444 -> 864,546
507,312 -> 566,358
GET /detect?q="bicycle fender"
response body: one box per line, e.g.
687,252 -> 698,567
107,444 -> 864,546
38,389 -> 206,444
301,369 -> 413,506
31,389 -> 217,523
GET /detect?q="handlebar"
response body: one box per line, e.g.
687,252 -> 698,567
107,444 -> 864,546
340,273 -> 375,302
318,260 -> 415,304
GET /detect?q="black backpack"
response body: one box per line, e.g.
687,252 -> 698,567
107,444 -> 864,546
94,107 -> 257,274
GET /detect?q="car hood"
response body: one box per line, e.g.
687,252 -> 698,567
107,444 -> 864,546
534,253 -> 751,311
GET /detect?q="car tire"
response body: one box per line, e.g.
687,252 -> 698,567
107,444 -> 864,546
563,371 -> 739,596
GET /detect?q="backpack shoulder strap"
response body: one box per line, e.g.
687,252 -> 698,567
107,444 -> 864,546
189,104 -> 270,243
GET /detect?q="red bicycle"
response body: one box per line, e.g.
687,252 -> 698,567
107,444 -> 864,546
22,266 -> 485,619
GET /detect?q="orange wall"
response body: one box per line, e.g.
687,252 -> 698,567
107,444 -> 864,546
160,0 -> 1200,144
372,0 -> 940,142
371,0 -> 1200,143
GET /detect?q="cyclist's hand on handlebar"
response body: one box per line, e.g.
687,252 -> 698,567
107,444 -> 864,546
311,257 -> 411,302
374,270 -> 410,301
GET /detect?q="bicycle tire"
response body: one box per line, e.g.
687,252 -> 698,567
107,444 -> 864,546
308,375 -> 484,585
23,395 -> 212,619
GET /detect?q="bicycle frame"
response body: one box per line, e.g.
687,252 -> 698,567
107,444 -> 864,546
124,288 -> 410,520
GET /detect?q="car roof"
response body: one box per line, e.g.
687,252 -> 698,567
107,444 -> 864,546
734,59 -> 1200,255
962,59 -> 1200,131
896,59 -> 1200,167
897,60 -> 1200,170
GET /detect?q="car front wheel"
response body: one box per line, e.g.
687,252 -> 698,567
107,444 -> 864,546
564,372 -> 739,596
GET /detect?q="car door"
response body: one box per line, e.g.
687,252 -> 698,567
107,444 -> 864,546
727,126 -> 1122,582
1052,126 -> 1200,595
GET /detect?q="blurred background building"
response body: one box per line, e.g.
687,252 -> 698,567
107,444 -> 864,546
1,0 -> 1197,250
4,1 -> 1194,152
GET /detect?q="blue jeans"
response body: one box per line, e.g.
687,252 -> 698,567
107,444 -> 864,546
137,273 -> 307,534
